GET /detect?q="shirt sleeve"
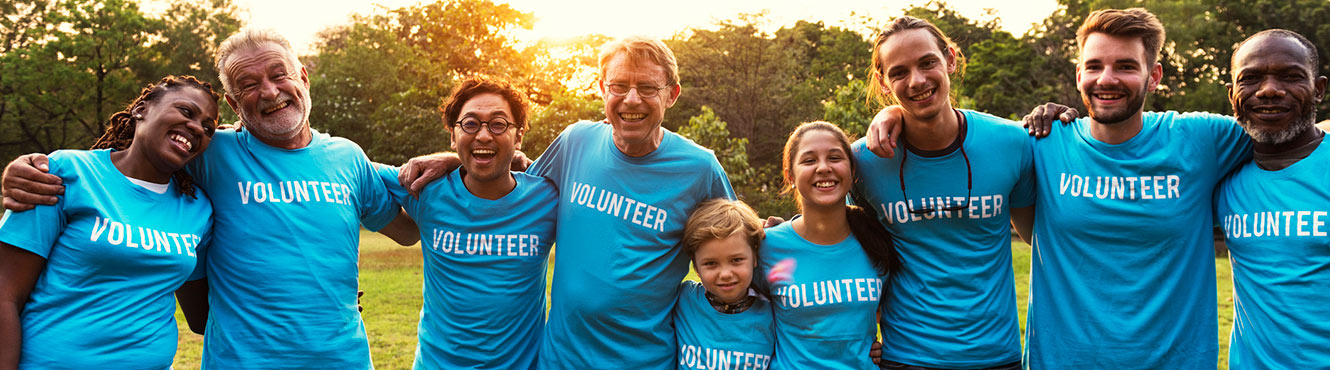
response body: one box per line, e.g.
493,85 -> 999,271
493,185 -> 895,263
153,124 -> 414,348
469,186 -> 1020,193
373,163 -> 418,216
0,159 -> 69,258
1009,136 -> 1037,208
708,159 -> 736,201
1185,112 -> 1253,176
529,123 -> 580,189
355,155 -> 399,232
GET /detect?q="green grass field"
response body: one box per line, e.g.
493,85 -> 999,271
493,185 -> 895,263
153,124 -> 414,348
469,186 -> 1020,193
171,232 -> 1237,369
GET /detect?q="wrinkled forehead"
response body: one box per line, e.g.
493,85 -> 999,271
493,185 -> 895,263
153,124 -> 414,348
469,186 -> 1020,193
1233,35 -> 1316,74
601,52 -> 669,83
224,42 -> 298,77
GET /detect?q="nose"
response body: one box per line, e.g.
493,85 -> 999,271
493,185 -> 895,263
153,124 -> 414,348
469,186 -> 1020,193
1096,67 -> 1121,86
1254,77 -> 1286,99
907,69 -> 928,90
257,78 -> 281,100
474,124 -> 496,142
815,158 -> 832,174
622,87 -> 644,105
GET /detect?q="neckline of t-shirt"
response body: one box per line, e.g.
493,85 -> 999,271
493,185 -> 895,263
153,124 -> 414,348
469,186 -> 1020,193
779,216 -> 857,249
903,109 -> 970,160
1074,111 -> 1160,151
242,127 -> 323,153
607,124 -> 675,164
1251,134 -> 1329,178
97,149 -> 175,201
693,282 -> 768,321
450,168 -> 525,207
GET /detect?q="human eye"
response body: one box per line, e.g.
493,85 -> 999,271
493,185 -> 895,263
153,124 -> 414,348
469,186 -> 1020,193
730,257 -> 746,264
607,83 -> 630,94
459,118 -> 480,130
638,85 -> 660,95
921,59 -> 938,68
177,106 -> 194,117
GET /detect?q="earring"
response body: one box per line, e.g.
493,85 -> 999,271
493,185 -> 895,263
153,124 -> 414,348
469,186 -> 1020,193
133,114 -> 143,120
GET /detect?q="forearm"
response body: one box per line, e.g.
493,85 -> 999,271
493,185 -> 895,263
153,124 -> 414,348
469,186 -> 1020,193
378,209 -> 420,246
175,279 -> 209,335
0,303 -> 21,370
1011,206 -> 1035,244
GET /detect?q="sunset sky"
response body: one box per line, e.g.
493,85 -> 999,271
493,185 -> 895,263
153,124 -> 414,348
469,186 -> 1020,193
163,0 -> 1061,54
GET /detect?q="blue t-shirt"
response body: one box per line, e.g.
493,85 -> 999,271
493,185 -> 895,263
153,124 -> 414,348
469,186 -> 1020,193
530,121 -> 735,369
673,280 -> 776,370
0,149 -> 212,369
377,165 -> 558,369
1215,140 -> 1330,369
851,110 -> 1033,368
1025,112 -> 1250,369
757,221 -> 884,370
186,129 -> 399,369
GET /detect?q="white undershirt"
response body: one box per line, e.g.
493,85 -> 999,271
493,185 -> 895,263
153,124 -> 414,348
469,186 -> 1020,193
125,175 -> 169,194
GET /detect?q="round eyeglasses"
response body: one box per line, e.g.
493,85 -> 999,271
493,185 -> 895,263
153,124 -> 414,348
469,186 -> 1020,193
453,117 -> 514,135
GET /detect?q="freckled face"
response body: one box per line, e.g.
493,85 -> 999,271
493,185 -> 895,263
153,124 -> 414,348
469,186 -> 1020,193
693,232 -> 757,303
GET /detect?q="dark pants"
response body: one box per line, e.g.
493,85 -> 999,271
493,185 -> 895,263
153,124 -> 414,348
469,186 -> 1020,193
880,360 -> 1022,370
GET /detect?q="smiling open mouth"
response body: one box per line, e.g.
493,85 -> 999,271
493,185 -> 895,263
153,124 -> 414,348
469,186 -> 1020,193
1252,107 -> 1290,114
1093,93 -> 1125,100
619,113 -> 646,121
909,89 -> 935,101
814,180 -> 837,189
169,133 -> 192,151
262,101 -> 290,114
471,148 -> 496,160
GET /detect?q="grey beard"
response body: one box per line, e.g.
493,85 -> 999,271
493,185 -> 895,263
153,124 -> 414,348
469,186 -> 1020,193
1240,108 -> 1317,145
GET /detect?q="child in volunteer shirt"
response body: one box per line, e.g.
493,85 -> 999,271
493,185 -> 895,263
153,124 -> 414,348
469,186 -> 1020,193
674,199 -> 775,370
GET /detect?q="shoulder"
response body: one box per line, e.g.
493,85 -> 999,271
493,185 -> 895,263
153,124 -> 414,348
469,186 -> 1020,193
515,172 -> 560,202
313,129 -> 371,157
964,109 -> 1028,139
563,120 -> 611,140
1151,111 -> 1236,128
662,129 -> 724,166
47,149 -> 103,178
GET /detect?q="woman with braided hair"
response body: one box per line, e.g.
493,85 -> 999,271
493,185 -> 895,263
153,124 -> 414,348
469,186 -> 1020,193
0,75 -> 218,369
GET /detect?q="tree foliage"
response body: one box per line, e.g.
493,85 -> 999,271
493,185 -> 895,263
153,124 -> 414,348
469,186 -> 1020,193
0,0 -> 242,160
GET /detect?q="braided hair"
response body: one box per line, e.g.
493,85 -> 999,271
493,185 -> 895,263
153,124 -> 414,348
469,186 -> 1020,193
91,75 -> 220,198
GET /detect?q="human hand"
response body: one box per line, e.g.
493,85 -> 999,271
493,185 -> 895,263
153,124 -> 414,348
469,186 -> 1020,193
866,106 -> 905,158
2,153 -> 62,211
1021,103 -> 1078,137
397,153 -> 461,197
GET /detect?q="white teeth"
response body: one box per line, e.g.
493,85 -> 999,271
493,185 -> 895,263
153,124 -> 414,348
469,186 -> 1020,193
814,181 -> 836,188
619,113 -> 647,121
262,101 -> 289,114
1254,108 -> 1286,114
472,149 -> 495,155
169,133 -> 192,151
910,89 -> 934,101
1095,94 -> 1123,100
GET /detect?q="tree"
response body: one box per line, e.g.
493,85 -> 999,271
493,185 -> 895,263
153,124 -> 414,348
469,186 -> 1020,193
678,106 -> 794,217
525,90 -> 602,158
823,79 -> 874,137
